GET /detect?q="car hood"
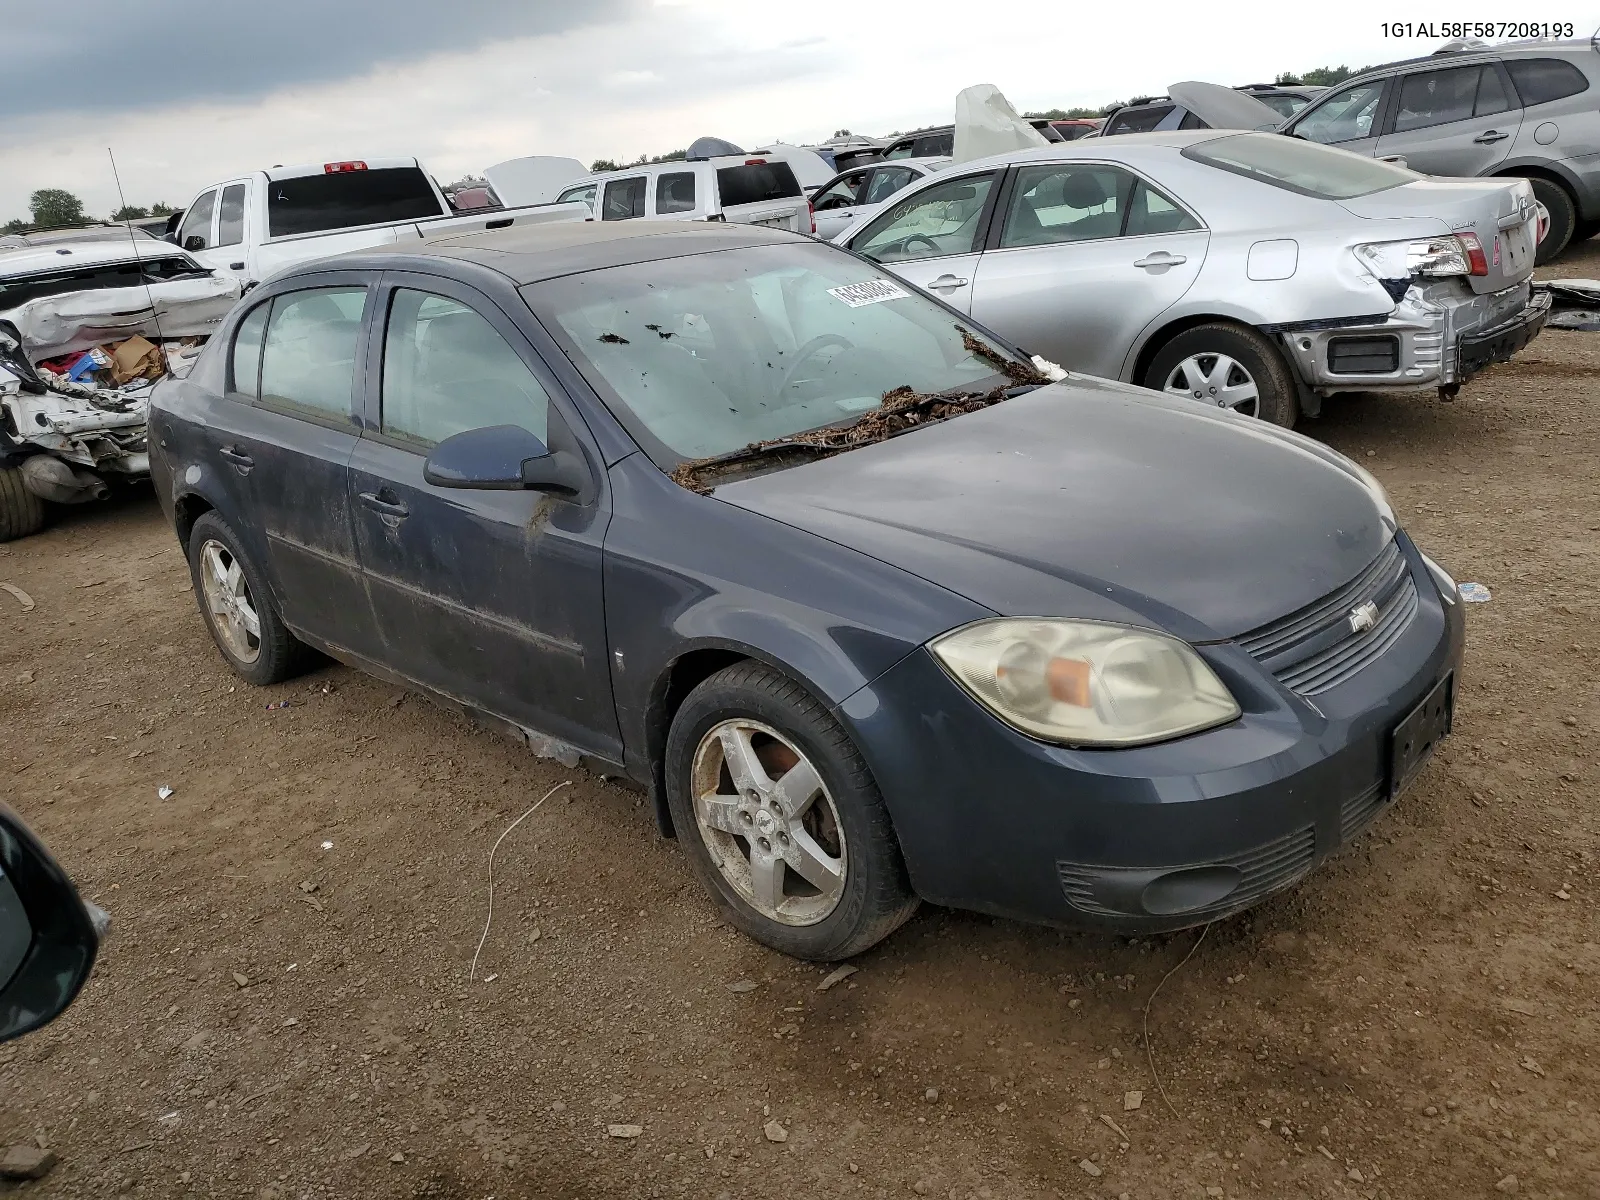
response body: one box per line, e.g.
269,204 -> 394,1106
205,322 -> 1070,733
713,379 -> 1393,642
1168,82 -> 1284,131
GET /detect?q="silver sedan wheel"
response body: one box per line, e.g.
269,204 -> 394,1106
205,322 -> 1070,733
199,539 -> 261,664
1162,352 -> 1260,417
690,719 -> 847,927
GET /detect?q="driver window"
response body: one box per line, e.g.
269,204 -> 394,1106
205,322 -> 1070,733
381,289 -> 549,448
850,173 -> 996,263
865,166 -> 915,204
178,190 -> 217,250
1293,81 -> 1386,144
814,172 -> 869,210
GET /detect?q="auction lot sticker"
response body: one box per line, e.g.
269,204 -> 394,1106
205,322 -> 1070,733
828,279 -> 910,307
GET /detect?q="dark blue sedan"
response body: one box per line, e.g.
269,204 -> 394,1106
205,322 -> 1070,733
148,221 -> 1463,960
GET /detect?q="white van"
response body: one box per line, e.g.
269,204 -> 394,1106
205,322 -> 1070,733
556,155 -> 814,234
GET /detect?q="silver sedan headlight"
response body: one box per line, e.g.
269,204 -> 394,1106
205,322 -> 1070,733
930,618 -> 1240,747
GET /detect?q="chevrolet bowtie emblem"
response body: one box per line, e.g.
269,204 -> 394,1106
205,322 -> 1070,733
1348,601 -> 1380,634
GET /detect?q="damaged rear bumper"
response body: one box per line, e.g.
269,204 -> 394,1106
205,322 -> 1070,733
1278,280 -> 1549,394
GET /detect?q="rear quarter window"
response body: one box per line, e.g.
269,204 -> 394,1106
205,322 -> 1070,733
1105,105 -> 1174,135
266,168 -> 443,238
715,162 -> 802,207
1182,132 -> 1417,199
1506,57 -> 1591,106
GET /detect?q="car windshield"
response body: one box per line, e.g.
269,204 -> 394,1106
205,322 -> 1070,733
525,242 -> 1018,464
1182,132 -> 1417,199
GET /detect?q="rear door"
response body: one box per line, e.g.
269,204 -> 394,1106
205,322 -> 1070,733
968,162 -> 1207,379
1286,77 -> 1390,159
346,273 -> 618,758
1374,62 -> 1522,175
844,170 -> 1000,311
211,274 -> 378,658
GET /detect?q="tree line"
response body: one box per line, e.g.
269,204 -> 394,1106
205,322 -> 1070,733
2,189 -> 175,235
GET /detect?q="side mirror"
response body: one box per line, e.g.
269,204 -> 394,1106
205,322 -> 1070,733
423,424 -> 588,497
183,235 -> 206,252
0,804 -> 104,1045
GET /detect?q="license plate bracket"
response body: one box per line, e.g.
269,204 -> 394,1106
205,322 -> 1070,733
1389,673 -> 1453,799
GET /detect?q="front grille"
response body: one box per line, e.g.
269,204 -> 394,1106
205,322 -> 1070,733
1056,825 -> 1315,918
1238,540 -> 1417,696
1327,334 -> 1399,374
1339,779 -> 1387,844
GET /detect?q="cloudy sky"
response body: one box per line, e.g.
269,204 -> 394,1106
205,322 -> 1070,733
3,0 -> 1596,220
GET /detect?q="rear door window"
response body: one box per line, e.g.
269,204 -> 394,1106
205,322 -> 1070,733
380,289 -> 549,447
998,165 -> 1134,248
258,287 -> 368,421
601,177 -> 646,221
1293,80 -> 1386,143
654,172 -> 698,215
715,162 -> 802,207
178,190 -> 216,250
265,168 -> 442,238
217,184 -> 247,248
851,172 -> 996,262
813,171 -> 870,210
1393,66 -> 1504,131
1506,57 -> 1591,106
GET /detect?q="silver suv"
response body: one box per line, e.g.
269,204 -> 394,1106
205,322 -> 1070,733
1283,40 -> 1600,263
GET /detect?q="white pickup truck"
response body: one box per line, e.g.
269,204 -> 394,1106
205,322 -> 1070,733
170,157 -> 589,288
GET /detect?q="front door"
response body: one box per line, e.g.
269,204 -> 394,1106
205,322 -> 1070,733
346,275 -> 619,760
844,170 -> 999,313
968,162 -> 1207,379
1374,63 -> 1522,175
212,278 -> 378,658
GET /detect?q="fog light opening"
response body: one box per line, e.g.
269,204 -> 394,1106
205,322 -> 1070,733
1141,865 -> 1243,916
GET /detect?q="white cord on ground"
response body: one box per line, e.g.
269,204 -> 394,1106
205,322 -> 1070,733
1143,921 -> 1211,1118
469,780 -> 571,981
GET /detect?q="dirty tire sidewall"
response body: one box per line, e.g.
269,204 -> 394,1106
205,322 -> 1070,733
1527,177 -> 1575,265
1143,322 -> 1299,428
665,661 -> 918,961
0,464 -> 46,543
186,511 -> 308,686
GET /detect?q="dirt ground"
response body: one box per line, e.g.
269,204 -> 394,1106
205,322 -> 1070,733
2,248 -> 1597,1200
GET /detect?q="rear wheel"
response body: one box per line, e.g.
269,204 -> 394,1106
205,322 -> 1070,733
664,661 -> 917,960
1572,216 -> 1600,244
0,465 -> 45,543
186,512 -> 310,685
1525,176 -> 1576,264
1143,323 -> 1299,428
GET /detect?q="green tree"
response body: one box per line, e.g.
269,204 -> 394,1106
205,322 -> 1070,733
1,217 -> 29,234
150,202 -> 176,216
590,158 -> 621,173
111,204 -> 150,220
28,188 -> 86,228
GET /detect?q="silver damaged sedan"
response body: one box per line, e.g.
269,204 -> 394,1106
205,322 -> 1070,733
836,131 -> 1550,425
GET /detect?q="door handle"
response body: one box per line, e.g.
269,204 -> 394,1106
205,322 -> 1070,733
1134,252 -> 1187,269
358,491 -> 409,519
229,262 -> 246,270
927,274 -> 969,291
218,444 -> 253,469
1473,130 -> 1509,144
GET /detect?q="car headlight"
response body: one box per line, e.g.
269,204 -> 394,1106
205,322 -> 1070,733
1421,552 -> 1457,604
930,618 -> 1240,747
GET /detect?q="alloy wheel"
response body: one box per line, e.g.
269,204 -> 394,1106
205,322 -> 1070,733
690,719 -> 847,926
199,539 -> 262,664
1162,352 -> 1260,417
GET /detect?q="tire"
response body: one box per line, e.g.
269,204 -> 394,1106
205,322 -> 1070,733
664,661 -> 918,960
1525,176 -> 1576,265
1572,216 -> 1600,244
0,464 -> 46,543
186,512 -> 310,685
1142,322 -> 1299,428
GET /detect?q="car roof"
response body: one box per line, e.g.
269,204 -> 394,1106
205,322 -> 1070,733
301,219 -> 813,287
942,129 -> 1234,171
1341,38 -> 1595,82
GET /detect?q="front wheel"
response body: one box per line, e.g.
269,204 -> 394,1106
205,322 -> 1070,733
1143,322 -> 1299,428
664,662 -> 917,960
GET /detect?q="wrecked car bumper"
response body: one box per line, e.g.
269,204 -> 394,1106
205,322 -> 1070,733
835,536 -> 1465,933
1280,281 -> 1549,394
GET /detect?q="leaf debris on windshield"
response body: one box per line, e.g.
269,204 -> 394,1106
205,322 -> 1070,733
598,333 -> 630,344
669,339 -> 1050,495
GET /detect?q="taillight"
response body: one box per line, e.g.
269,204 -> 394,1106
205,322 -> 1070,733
744,158 -> 767,166
807,201 -> 816,235
1456,232 -> 1489,276
323,161 -> 368,173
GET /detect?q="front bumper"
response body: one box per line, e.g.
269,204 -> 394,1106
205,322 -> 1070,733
1280,281 -> 1549,394
836,535 -> 1466,933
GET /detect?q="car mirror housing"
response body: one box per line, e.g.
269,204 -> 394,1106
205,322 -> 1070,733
183,235 -> 207,252
423,424 -> 587,497
0,804 -> 102,1045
